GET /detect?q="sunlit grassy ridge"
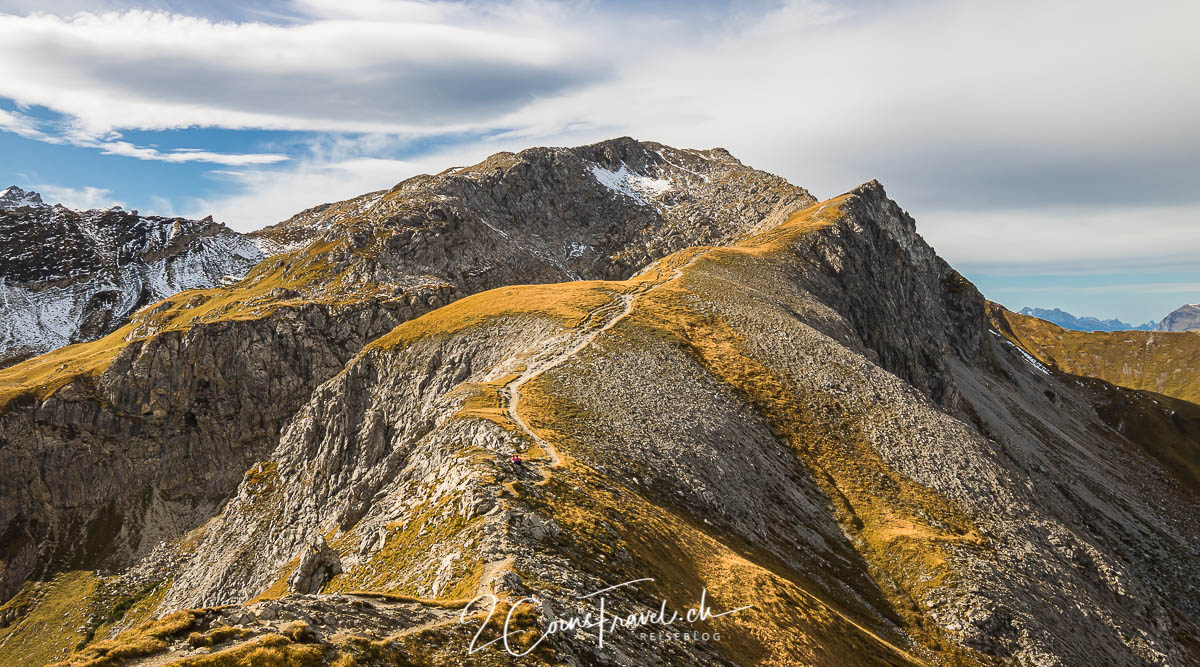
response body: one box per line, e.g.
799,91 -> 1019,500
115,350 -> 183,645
391,197 -> 987,663
995,307 -> 1200,404
368,282 -> 619,352
621,268 -> 983,664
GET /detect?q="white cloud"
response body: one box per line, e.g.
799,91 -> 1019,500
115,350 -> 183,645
0,0 -> 1198,275
185,157 -> 414,230
917,203 -> 1200,273
95,140 -> 288,165
33,183 -> 124,209
0,106 -> 289,165
0,107 -> 56,141
0,3 -> 596,135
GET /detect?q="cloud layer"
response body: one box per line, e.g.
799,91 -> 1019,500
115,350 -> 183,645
1,0 -> 1198,284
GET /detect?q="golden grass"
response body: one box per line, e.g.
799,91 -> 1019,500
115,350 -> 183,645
172,633 -> 325,667
0,336 -> 122,410
451,373 -> 521,426
249,556 -> 301,604
369,282 -> 619,352
506,422 -> 929,666
53,610 -> 202,666
0,571 -> 101,666
87,579 -> 173,647
996,306 -> 1200,404
324,496 -> 485,599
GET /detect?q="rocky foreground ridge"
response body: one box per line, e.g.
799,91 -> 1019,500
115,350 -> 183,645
0,139 -> 1198,666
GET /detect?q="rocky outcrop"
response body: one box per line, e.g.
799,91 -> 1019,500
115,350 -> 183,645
0,298 -> 412,603
287,538 -> 343,595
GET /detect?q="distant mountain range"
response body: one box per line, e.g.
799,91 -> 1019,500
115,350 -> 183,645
1018,305 -> 1200,333
1017,307 -> 1155,332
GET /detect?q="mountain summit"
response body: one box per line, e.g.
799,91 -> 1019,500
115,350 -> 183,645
0,139 -> 1197,665
1157,303 -> 1200,332
0,185 -> 44,209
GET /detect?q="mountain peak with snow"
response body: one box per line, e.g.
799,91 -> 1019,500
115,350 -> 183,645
0,185 -> 44,209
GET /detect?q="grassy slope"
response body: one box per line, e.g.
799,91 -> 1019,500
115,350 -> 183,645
994,306 -> 1200,404
993,305 -> 1200,501
354,197 -> 985,664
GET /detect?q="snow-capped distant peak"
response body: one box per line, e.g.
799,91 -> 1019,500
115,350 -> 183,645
0,186 -> 45,209
589,163 -> 672,206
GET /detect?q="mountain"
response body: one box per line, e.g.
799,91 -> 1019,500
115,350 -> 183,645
1018,306 -> 1155,332
1157,304 -> 1200,332
2,140 -> 1199,666
0,185 -> 44,208
0,186 -> 266,367
997,306 -> 1200,405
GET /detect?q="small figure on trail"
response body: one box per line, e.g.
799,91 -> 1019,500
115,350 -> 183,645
511,454 -> 523,465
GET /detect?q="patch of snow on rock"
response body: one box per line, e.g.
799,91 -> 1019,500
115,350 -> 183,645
589,163 -> 672,206
0,186 -> 45,209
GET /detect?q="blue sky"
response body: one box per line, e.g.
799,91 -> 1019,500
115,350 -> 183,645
1,0 -> 1198,323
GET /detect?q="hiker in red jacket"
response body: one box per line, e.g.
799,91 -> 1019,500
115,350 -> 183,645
511,454 -> 522,465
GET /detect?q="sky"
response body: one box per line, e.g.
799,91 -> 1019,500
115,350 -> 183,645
0,0 -> 1198,324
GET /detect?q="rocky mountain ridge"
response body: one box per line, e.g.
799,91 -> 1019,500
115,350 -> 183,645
0,140 -> 1197,665
0,187 -> 266,367
0,139 -> 818,663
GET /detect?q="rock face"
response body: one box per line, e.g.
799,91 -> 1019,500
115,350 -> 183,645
287,537 -> 343,595
0,187 -> 265,367
1157,303 -> 1200,331
1,141 -> 1198,665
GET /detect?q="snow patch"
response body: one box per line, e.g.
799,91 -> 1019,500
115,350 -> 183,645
1,213 -> 264,361
566,241 -> 590,259
589,163 -> 673,206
